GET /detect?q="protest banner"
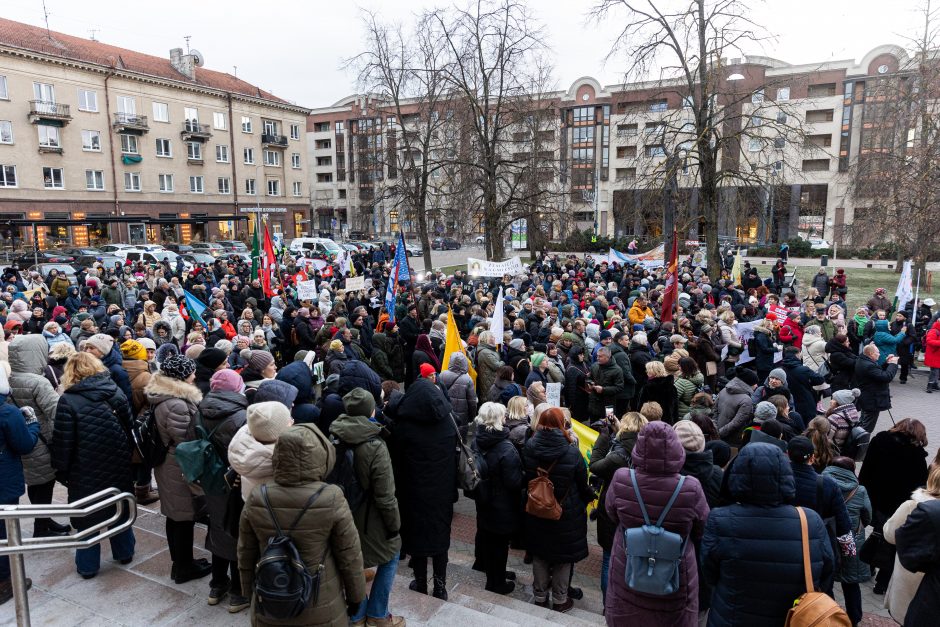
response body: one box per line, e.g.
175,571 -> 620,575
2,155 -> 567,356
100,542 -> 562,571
720,319 -> 783,364
345,276 -> 365,292
595,244 -> 666,269
545,382 -> 562,407
467,256 -> 524,277
297,279 -> 318,301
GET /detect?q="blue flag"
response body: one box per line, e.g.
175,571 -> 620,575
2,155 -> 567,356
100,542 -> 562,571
183,289 -> 208,328
394,232 -> 410,282
384,259 -> 399,325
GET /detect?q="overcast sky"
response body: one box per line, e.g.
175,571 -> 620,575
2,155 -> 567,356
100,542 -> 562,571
0,0 -> 925,108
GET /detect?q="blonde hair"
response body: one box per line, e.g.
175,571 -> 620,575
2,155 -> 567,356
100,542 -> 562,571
619,412 -> 648,435
506,396 -> 528,421
926,465 -> 940,498
475,402 -> 506,432
49,342 -> 76,361
645,360 -> 667,378
62,352 -> 107,389
640,401 -> 664,422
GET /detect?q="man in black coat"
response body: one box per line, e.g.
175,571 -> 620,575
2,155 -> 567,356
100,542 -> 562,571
854,344 -> 899,433
398,305 -> 420,385
779,346 -> 825,425
587,347 -> 624,422
609,333 -> 637,416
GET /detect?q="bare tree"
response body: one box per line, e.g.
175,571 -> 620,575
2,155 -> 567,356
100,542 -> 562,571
592,0 -> 810,277
845,1 -> 940,276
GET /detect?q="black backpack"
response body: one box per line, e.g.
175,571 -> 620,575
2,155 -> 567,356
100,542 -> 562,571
255,484 -> 328,620
130,406 -> 167,467
325,436 -> 374,513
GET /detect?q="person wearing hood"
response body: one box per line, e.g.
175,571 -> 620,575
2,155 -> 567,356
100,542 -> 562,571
145,354 -> 211,585
822,457 -> 872,626
438,352 -> 478,440
198,368 -> 250,613
119,339 -> 159,504
8,333 -> 70,537
238,422 -> 367,626
161,303 -> 186,344
330,388 -> 406,627
51,352 -> 135,579
63,286 -> 84,316
387,363 -> 456,600
193,347 -> 228,396
702,442 -> 834,626
800,325 -> 827,371
252,379 -> 299,411
137,300 -> 161,330
0,366 -> 41,605
474,331 -> 503,403
49,271 -> 72,302
276,359 -> 321,425
522,407 -> 594,613
228,401 -> 294,503
604,422 -> 709,626
825,333 -> 857,393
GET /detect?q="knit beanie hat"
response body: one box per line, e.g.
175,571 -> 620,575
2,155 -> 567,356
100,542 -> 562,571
509,338 -> 525,350
343,387 -> 376,418
138,337 -> 156,351
160,354 -> 196,381
419,363 -> 436,378
119,339 -> 147,361
244,349 -> 274,372
197,347 -> 228,370
254,379 -> 298,409
735,368 -> 758,386
210,369 -> 245,393
832,388 -> 861,406
530,352 -> 546,368
768,368 -> 788,384
247,401 -> 293,444
329,339 -> 344,353
674,420 -> 705,453
185,344 -> 205,360
754,401 -> 778,423
85,333 -> 114,356
155,342 -> 179,364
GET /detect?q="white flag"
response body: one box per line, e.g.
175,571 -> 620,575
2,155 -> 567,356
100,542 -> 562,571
489,287 -> 505,345
896,260 -> 914,312
339,251 -> 351,276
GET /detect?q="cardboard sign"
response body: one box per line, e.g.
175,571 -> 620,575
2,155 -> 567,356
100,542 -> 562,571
297,279 -> 318,301
345,276 -> 365,292
546,382 -> 562,407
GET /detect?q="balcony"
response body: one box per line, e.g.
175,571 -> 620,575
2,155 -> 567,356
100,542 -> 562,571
112,112 -> 149,134
261,133 -> 288,148
28,100 -> 71,125
180,121 -> 211,141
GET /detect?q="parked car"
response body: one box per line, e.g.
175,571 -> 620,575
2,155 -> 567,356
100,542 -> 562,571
431,237 -> 461,250
216,240 -> 249,252
58,247 -> 101,258
14,250 -> 74,267
72,255 -> 124,271
181,253 -> 219,266
112,249 -> 193,272
288,237 -> 343,260
404,243 -> 423,257
341,243 -> 360,254
220,252 -> 252,265
164,243 -> 195,254
190,242 -> 224,257
29,263 -> 78,285
474,235 -> 485,244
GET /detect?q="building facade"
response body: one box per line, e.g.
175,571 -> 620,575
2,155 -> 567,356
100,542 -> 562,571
308,45 -> 909,246
0,17 -> 310,249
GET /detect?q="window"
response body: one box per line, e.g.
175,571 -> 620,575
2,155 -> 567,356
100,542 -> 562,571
85,169 -> 104,190
774,137 -> 786,149
313,121 -> 330,132
243,147 -> 254,164
316,173 -> 332,183
213,112 -> 226,130
216,145 -> 229,162
187,141 -> 202,161
776,87 -> 790,101
649,99 -> 668,112
616,145 -> 637,159
0,76 -> 7,100
291,153 -> 301,168
750,115 -> 762,127
184,107 -> 199,125
0,121 -> 13,144
33,82 -> 55,104
117,96 -> 136,115
751,89 -> 765,104
124,172 -> 141,192
189,176 -> 204,193
266,179 -> 280,196
155,138 -> 172,157
78,89 -> 98,112
245,178 -> 256,195
773,160 -> 783,172
314,139 -> 331,149
777,112 -> 788,124
42,167 -> 64,189
802,158 -> 830,172
38,126 -> 60,148
316,156 -> 332,167
152,101 -> 169,123
263,150 -> 280,166
79,130 -> 100,151
241,116 -> 252,133
0,165 -> 16,187
292,181 -> 302,196
748,138 -> 762,152
158,174 -> 174,192
338,189 -> 346,199
335,121 -> 344,132
217,177 -> 231,194
120,134 -> 138,154
646,145 -> 666,157
572,126 -> 594,144
263,120 -> 278,135
290,123 -> 300,140
616,123 -> 638,137
572,106 -> 593,123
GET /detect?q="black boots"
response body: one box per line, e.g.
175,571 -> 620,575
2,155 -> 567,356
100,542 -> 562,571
408,578 -> 427,594
432,575 -> 447,601
33,519 -> 70,537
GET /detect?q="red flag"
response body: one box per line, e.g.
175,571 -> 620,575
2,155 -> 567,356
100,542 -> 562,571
179,299 -> 188,321
660,232 -> 679,323
261,224 -> 277,297
293,268 -> 308,285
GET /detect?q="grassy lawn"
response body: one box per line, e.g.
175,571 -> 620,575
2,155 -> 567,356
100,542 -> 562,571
782,264 -> 917,311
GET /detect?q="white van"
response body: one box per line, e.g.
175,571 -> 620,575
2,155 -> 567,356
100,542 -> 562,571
113,248 -> 193,272
288,237 -> 344,259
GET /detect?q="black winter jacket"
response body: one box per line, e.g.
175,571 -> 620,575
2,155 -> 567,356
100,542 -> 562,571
790,463 -> 851,539
588,430 -> 637,551
825,339 -> 857,392
854,355 -> 898,412
276,361 -> 321,425
629,343 -> 653,389
681,449 -> 723,508
473,426 -> 524,535
587,360 -> 624,419
607,342 -> 637,401
563,361 -> 590,421
779,357 -> 825,423
751,327 -> 777,374
521,428 -> 594,563
895,500 -> 940,627
638,375 -> 679,424
858,431 -> 929,517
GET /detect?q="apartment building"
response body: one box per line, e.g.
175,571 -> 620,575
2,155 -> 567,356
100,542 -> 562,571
0,17 -> 310,248
308,44 -> 909,246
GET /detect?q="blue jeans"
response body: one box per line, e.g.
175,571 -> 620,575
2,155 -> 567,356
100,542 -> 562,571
75,527 -> 135,576
601,549 -> 611,602
352,554 -> 400,621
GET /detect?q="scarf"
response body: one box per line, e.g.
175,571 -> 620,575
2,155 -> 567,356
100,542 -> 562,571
853,313 -> 869,328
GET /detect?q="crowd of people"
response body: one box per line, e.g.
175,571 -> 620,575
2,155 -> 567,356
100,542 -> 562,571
0,245 -> 939,627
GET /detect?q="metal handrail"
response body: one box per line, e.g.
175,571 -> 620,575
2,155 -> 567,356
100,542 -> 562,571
0,488 -> 137,627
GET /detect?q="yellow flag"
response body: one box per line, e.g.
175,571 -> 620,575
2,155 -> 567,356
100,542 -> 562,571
444,307 -> 477,385
731,251 -> 742,287
570,419 -> 599,467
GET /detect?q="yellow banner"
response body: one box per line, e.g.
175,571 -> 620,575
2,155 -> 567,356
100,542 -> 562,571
443,307 -> 477,385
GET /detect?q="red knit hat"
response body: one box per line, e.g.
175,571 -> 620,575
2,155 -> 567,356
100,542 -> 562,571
419,363 -> 436,379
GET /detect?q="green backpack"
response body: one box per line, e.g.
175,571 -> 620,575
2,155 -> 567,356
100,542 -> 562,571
175,414 -> 230,496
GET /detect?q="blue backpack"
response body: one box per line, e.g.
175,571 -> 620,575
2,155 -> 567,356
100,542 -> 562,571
623,470 -> 687,596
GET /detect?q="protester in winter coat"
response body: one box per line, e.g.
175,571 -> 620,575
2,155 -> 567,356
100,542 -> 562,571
801,325 -> 827,371
439,352 -> 478,437
587,347 -> 624,422
237,423 -> 367,627
604,422 -> 710,627
330,388 -> 405,627
779,347 -> 826,425
469,402 -> 524,595
8,333 -> 69,537
822,457 -> 871,626
608,333 -> 637,415
883,465 -> 940,624
715,368 -> 757,445
894,497 -> 940,627
872,319 -> 905,365
673,357 -> 705,418
146,354 -> 211,584
228,401 -> 294,503
0,366 -> 40,605
275,359 -> 321,425
387,368 -> 456,600
702,443 -> 835,626
51,353 -> 135,579
859,419 -> 929,594
825,335 -> 856,392
855,344 -> 899,433
563,351 -> 590,421
197,369 -> 250,612
521,407 -> 594,612
475,331 -> 503,402
924,319 -> 940,392
637,360 -> 678,424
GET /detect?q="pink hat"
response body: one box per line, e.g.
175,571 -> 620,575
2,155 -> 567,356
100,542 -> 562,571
210,369 -> 244,393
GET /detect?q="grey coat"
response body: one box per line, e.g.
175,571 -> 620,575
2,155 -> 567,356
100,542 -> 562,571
715,377 -> 755,444
147,373 -> 204,521
439,352 -> 478,427
8,334 -> 59,486
475,344 -> 503,403
822,465 -> 872,585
